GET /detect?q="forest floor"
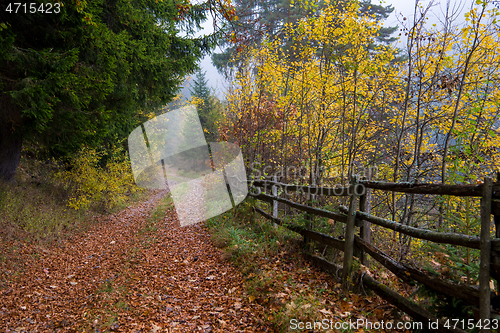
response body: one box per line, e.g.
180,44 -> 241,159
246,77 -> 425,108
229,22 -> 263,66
0,190 -> 271,332
0,189 -> 412,333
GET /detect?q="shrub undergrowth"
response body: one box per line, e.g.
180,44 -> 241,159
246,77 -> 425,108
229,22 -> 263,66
0,180 -> 86,243
1,144 -> 147,246
55,145 -> 145,212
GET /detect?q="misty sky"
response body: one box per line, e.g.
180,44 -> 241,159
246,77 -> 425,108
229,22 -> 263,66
184,0 -> 467,100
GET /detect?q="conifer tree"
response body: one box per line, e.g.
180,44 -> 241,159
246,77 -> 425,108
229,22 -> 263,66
0,0 -> 226,181
189,70 -> 220,142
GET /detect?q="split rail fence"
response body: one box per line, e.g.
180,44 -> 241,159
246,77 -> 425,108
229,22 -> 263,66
249,176 -> 500,333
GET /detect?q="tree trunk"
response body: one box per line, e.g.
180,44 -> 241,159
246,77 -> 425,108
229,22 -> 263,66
0,92 -> 23,182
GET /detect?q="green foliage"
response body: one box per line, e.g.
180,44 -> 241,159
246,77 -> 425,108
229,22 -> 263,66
0,148 -> 95,242
423,242 -> 480,284
0,180 -> 86,241
55,145 -> 143,212
212,0 -> 303,76
212,0 -> 396,78
0,0 -> 216,180
415,285 -> 477,331
148,193 -> 174,226
190,70 -> 211,104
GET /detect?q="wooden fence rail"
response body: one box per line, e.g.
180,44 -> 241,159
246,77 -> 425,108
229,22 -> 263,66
251,178 -> 500,214
337,205 -> 482,249
249,177 -> 499,333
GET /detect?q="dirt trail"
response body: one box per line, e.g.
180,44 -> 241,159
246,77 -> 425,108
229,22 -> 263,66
0,191 -> 271,332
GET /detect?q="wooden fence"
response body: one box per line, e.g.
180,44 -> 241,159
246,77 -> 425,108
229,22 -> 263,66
248,176 -> 500,333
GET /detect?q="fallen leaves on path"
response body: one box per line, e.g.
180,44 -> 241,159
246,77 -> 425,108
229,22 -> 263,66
0,191 -> 270,332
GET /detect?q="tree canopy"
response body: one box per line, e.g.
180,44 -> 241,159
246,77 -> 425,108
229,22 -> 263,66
220,0 -> 500,187
0,0 -> 221,181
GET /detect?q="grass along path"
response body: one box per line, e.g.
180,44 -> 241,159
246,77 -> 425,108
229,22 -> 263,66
0,191 -> 270,332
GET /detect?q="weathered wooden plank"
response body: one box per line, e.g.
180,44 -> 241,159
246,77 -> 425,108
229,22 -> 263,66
255,189 -> 500,289
355,236 -> 488,306
272,175 -> 278,227
343,177 -> 359,289
359,177 -> 372,265
493,173 -> 500,283
253,213 -> 490,306
254,191 -> 483,249
491,239 -> 500,255
490,239 -> 500,283
361,273 -> 468,333
492,199 -> 500,216
338,206 -> 481,249
253,207 -> 346,251
479,177 -> 492,332
359,180 -> 500,197
254,207 -> 283,225
251,191 -> 274,203
354,236 -> 412,283
302,253 -> 342,280
303,253 -> 343,278
294,228 -> 346,252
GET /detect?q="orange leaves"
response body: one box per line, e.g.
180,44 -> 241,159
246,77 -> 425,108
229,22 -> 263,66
224,0 -> 398,179
220,96 -> 281,139
0,191 -> 266,332
217,0 -> 238,22
175,2 -> 192,21
222,6 -> 238,21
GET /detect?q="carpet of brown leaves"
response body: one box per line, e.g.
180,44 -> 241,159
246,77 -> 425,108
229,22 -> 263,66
0,191 -> 271,332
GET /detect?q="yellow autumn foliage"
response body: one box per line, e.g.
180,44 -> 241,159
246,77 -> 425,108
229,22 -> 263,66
225,0 -> 500,185
224,0 -> 399,183
222,0 -> 500,269
55,145 -> 143,211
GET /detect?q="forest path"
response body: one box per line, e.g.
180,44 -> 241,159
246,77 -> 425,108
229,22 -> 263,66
0,191 -> 271,332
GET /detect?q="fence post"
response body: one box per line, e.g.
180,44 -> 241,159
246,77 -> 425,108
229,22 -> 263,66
493,173 -> 500,289
359,172 -> 372,266
495,172 -> 500,238
303,172 -> 316,248
480,177 -> 492,332
272,175 -> 278,227
343,175 -> 359,290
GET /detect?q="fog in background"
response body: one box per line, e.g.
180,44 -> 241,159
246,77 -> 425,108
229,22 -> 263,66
181,0 -> 468,101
